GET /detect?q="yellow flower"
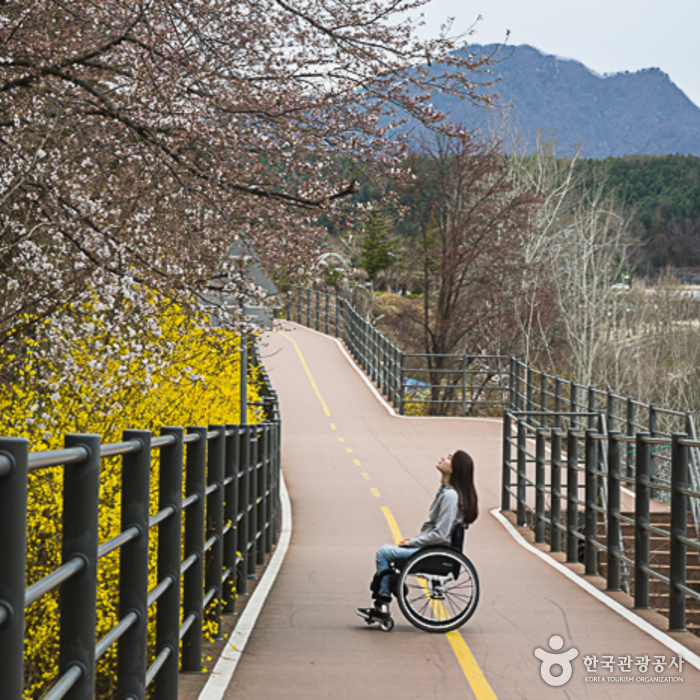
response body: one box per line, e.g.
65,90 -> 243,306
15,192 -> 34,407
2,293 -> 264,698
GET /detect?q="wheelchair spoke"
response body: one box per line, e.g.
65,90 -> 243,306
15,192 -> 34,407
444,592 -> 472,606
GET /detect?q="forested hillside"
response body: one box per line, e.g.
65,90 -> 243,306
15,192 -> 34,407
575,155 -> 700,268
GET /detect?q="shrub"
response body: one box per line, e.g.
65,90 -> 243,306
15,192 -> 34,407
0,293 -> 261,698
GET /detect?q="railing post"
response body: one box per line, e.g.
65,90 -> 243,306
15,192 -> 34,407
349,307 -> 355,356
554,377 -> 562,430
237,426 -> 250,596
566,428 -> 579,563
343,300 -> 355,356
649,404 -> 658,499
535,428 -> 546,543
570,381 -> 578,431
156,427 -> 184,700
61,433 -> 101,700
364,320 -> 370,373
224,425 -> 240,614
392,344 -> 399,409
182,426 -> 207,673
205,426 -> 226,640
270,422 -> 281,548
118,430 -> 151,700
306,287 -> 311,327
256,427 -> 266,566
325,293 -> 330,335
539,371 -> 547,419
584,429 -> 598,576
263,426 -> 273,556
517,421 -> 527,527
587,386 -> 595,430
399,352 -> 406,415
240,334 -> 248,424
607,431 -> 622,591
669,433 -> 688,631
461,353 -> 468,417
513,359 -> 521,412
247,428 -> 259,579
626,398 -> 635,482
635,433 -> 651,609
605,391 -> 613,433
374,327 -> 380,383
0,438 -> 29,700
335,294 -> 341,338
315,289 -> 320,331
501,412 -> 512,512
550,429 -> 563,552
380,335 -> 386,398
525,366 -> 533,420
380,335 -> 387,397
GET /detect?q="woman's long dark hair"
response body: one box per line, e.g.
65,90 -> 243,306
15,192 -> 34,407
449,450 -> 478,525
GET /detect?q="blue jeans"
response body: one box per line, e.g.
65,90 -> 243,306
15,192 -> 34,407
375,544 -> 420,600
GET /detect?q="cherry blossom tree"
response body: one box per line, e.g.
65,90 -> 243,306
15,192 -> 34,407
1,0 -> 495,353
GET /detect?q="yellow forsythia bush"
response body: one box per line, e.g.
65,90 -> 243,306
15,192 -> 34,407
0,294 -> 262,698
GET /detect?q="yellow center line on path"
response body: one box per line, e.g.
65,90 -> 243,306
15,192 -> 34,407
380,506 -> 498,700
370,487 -> 381,497
338,437 -> 345,442
345,447 -> 353,453
330,423 -> 337,430
353,459 -> 362,467
361,472 -> 371,481
276,331 -> 330,417
380,506 -> 403,546
445,633 -> 498,700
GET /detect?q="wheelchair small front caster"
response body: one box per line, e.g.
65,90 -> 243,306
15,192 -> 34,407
380,616 -> 394,632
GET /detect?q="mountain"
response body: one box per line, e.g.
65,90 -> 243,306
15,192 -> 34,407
423,44 -> 700,158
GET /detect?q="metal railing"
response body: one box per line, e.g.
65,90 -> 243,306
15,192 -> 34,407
508,356 -> 700,525
0,344 -> 281,700
502,409 -> 700,633
281,285 -> 510,416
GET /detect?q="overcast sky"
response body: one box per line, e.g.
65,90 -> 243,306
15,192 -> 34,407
414,0 -> 700,108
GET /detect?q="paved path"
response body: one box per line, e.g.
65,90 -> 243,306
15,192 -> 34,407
213,322 -> 700,699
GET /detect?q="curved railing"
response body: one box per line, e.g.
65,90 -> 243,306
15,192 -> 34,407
280,284 -> 510,416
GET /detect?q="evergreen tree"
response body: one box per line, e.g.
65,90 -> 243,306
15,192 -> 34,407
358,210 -> 395,282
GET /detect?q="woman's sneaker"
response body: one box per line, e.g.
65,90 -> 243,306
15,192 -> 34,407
356,605 -> 389,623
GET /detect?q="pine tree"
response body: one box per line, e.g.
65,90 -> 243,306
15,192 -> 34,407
358,210 -> 395,282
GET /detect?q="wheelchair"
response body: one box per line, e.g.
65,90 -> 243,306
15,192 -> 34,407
366,524 -> 480,633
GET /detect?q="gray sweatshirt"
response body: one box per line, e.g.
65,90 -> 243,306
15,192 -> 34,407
408,484 -> 460,548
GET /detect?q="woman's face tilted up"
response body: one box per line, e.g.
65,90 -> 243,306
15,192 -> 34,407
436,453 -> 453,483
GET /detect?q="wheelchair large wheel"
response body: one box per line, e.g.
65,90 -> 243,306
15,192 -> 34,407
396,548 -> 479,633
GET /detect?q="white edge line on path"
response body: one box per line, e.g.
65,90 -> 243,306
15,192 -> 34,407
274,321 -> 502,424
490,507 -> 700,671
198,472 -> 293,700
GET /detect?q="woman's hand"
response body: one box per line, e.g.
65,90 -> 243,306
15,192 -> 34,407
398,538 -> 412,547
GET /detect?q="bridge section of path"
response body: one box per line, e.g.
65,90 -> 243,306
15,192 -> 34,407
206,321 -> 700,699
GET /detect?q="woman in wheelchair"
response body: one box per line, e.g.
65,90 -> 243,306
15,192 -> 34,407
356,450 -> 479,632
